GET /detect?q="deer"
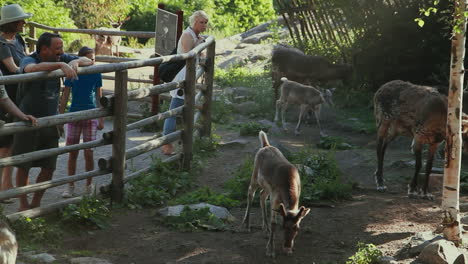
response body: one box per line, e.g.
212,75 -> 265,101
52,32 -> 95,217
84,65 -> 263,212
274,77 -> 327,137
271,44 -> 352,101
242,131 -> 310,257
374,80 -> 468,199
0,220 -> 17,264
94,16 -> 130,57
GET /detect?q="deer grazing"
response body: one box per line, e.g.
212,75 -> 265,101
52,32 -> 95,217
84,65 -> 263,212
374,80 -> 468,199
94,16 -> 130,56
271,44 -> 352,100
274,77 -> 327,136
242,131 -> 310,257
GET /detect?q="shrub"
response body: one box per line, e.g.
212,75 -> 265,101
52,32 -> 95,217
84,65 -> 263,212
11,217 -> 62,246
291,148 -> 352,203
163,206 -> 227,232
317,135 -> 353,150
61,196 -> 111,229
346,242 -> 383,264
125,159 -> 193,208
169,186 -> 240,208
239,121 -> 271,136
224,157 -> 254,204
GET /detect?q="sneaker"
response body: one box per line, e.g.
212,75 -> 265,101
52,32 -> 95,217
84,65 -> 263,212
62,185 -> 74,198
85,184 -> 95,195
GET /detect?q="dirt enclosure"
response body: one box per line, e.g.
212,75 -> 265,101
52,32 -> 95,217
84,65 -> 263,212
47,106 -> 459,264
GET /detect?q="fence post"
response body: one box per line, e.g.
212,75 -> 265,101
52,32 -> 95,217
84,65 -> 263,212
201,41 -> 216,138
182,57 -> 197,170
28,24 -> 36,53
111,70 -> 128,202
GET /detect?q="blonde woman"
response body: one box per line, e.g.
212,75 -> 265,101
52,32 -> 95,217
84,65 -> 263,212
161,10 -> 208,155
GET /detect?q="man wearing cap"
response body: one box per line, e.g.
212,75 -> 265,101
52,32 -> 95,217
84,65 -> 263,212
0,4 -> 32,200
14,32 -> 93,211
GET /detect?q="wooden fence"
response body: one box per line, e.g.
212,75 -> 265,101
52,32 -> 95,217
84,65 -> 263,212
0,25 -> 215,221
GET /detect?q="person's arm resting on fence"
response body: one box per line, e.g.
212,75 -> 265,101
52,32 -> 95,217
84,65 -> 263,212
0,84 -> 36,125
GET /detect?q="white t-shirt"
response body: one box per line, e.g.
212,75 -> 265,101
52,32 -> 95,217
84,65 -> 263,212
170,27 -> 203,99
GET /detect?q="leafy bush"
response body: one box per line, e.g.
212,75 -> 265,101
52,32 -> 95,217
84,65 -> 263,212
169,186 -> 239,208
317,136 -> 353,150
346,242 -> 383,264
291,148 -> 352,203
239,122 -> 270,136
125,159 -> 193,208
211,96 -> 234,124
11,217 -> 62,246
61,196 -> 111,229
163,206 -> 227,232
224,157 -> 254,204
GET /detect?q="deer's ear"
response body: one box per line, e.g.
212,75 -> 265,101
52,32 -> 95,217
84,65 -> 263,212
298,206 -> 310,219
278,203 -> 287,217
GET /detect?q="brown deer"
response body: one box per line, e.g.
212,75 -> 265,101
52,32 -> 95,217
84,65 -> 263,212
0,220 -> 17,264
94,16 -> 130,56
242,131 -> 310,257
374,80 -> 468,199
274,77 -> 327,136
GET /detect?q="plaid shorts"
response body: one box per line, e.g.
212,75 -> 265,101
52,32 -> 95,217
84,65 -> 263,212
66,119 -> 98,145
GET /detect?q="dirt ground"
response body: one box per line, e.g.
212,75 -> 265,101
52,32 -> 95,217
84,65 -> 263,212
45,106 -> 460,264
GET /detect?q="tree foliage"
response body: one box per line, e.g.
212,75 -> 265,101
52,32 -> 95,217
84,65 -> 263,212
63,0 -> 130,29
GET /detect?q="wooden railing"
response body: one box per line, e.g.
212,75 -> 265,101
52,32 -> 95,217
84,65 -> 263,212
0,31 -> 216,221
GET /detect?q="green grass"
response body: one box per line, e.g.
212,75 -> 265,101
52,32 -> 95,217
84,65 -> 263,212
346,242 -> 382,264
214,66 -> 275,119
169,186 -> 240,208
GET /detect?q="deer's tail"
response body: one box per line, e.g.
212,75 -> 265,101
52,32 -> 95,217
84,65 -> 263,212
259,130 -> 270,148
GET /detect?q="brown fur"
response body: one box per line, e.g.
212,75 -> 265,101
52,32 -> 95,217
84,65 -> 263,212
242,131 -> 310,257
271,45 -> 352,100
274,77 -> 326,136
374,80 -> 468,198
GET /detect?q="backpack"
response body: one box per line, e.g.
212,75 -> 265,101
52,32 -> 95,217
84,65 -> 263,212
158,47 -> 185,83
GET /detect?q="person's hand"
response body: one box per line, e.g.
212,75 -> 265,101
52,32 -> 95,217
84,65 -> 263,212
22,114 -> 37,126
68,60 -> 80,72
60,62 -> 78,80
57,124 -> 65,138
97,118 -> 104,130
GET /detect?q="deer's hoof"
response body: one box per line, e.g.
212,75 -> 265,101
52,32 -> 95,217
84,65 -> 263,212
266,250 -> 276,258
376,185 -> 387,192
420,193 -> 434,200
283,247 -> 293,256
408,190 -> 419,199
294,130 -> 301,136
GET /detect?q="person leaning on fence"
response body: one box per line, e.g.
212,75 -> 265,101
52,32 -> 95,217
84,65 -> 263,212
161,10 -> 209,155
0,4 -> 32,202
14,32 -> 93,211
59,46 -> 103,198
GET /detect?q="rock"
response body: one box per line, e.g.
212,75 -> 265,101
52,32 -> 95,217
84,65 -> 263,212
218,56 -> 246,69
241,31 -> 273,44
377,256 -> 398,264
231,87 -> 251,97
295,164 -> 315,178
233,101 -> 256,115
418,240 -> 462,264
158,203 -> 236,222
70,257 -> 113,264
219,139 -> 250,147
27,253 -> 56,263
398,231 -> 444,257
240,17 -> 286,39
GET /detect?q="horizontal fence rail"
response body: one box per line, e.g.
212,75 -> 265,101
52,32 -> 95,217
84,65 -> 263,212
0,22 -> 216,219
27,22 -> 155,38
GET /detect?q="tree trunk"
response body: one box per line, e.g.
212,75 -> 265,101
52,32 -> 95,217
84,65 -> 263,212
442,0 -> 467,245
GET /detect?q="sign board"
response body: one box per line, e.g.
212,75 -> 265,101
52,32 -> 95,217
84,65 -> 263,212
155,8 -> 178,56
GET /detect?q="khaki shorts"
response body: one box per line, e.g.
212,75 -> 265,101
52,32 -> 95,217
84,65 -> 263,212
12,126 -> 59,169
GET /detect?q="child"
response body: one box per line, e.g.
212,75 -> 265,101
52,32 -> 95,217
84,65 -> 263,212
60,46 -> 103,198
